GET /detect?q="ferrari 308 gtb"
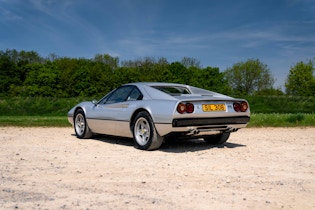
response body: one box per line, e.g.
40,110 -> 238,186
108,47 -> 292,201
68,82 -> 250,150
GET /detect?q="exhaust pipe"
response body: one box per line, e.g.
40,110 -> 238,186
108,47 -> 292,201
193,129 -> 199,135
189,128 -> 200,135
188,127 -> 239,136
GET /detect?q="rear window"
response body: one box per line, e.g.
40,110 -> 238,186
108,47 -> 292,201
151,86 -> 191,95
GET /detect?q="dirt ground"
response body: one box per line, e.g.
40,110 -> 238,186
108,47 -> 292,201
0,127 -> 314,210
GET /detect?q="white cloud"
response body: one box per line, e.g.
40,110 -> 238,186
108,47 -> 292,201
29,0 -> 73,16
0,7 -> 22,21
0,0 -> 23,22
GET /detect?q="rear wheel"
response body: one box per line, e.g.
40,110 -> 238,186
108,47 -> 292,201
132,111 -> 163,150
74,109 -> 93,139
204,132 -> 230,145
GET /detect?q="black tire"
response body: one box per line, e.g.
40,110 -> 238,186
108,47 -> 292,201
74,109 -> 93,139
132,111 -> 163,150
204,132 -> 230,145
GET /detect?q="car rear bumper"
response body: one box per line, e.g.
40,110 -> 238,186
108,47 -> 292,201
155,116 -> 250,137
172,116 -> 250,127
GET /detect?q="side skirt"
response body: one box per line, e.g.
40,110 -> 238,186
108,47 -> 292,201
87,118 -> 133,138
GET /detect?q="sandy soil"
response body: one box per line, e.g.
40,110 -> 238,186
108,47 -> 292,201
0,127 -> 314,210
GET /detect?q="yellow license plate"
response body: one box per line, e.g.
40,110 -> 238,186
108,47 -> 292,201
202,104 -> 226,112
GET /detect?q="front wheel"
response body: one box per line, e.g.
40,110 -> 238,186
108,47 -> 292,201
204,132 -> 230,145
132,111 -> 163,150
74,109 -> 93,139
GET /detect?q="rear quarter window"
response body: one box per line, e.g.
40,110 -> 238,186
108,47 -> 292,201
151,86 -> 191,95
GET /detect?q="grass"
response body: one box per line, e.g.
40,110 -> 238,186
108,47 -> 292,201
0,113 -> 314,127
0,116 -> 70,127
245,95 -> 315,113
247,113 -> 315,127
0,96 -> 314,127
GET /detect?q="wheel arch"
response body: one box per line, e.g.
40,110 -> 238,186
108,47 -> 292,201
73,106 -> 93,139
73,106 -> 86,120
130,108 -> 164,150
129,108 -> 152,132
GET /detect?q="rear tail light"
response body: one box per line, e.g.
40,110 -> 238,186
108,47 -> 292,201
240,101 -> 248,112
233,103 -> 241,112
186,103 -> 194,113
177,103 -> 194,114
177,103 -> 186,114
233,101 -> 248,112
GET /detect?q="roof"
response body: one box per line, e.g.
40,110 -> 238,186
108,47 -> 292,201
125,82 -> 189,87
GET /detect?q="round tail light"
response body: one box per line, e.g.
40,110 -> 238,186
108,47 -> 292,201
177,103 -> 186,114
177,103 -> 194,114
186,103 -> 194,113
233,102 -> 241,112
233,101 -> 248,112
240,101 -> 248,112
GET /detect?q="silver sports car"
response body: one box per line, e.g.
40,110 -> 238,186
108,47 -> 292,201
68,82 -> 250,150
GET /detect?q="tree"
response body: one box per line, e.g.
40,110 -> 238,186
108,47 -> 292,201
120,57 -> 165,82
190,67 -> 231,94
21,62 -> 62,97
0,49 -> 43,96
285,60 -> 315,96
0,51 -> 17,94
254,88 -> 284,96
224,59 -> 275,95
93,53 -> 119,71
166,62 -> 188,84
181,57 -> 201,68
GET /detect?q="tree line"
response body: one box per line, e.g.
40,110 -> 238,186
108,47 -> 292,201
0,49 -> 314,98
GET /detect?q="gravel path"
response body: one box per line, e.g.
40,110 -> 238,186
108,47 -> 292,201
1,127 -> 314,209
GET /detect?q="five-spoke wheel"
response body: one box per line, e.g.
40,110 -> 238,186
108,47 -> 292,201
74,109 -> 92,139
132,111 -> 163,150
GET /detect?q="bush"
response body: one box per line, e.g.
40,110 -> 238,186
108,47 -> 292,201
244,95 -> 315,113
1,95 -> 314,116
0,97 -> 93,116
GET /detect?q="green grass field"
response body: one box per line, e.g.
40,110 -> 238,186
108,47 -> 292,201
0,116 -> 70,127
0,96 -> 314,127
247,113 -> 315,127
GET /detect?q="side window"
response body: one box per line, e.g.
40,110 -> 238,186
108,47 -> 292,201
127,88 -> 143,101
105,86 -> 134,104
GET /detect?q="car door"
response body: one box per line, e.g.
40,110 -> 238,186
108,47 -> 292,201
88,85 -> 140,137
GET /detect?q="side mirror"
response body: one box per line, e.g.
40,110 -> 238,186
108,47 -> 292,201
92,100 -> 98,105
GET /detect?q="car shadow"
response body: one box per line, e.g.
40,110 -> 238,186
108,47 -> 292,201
160,138 -> 246,153
92,134 -> 134,147
78,134 -> 246,153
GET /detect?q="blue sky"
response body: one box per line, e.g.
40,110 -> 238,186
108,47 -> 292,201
1,0 -> 314,89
